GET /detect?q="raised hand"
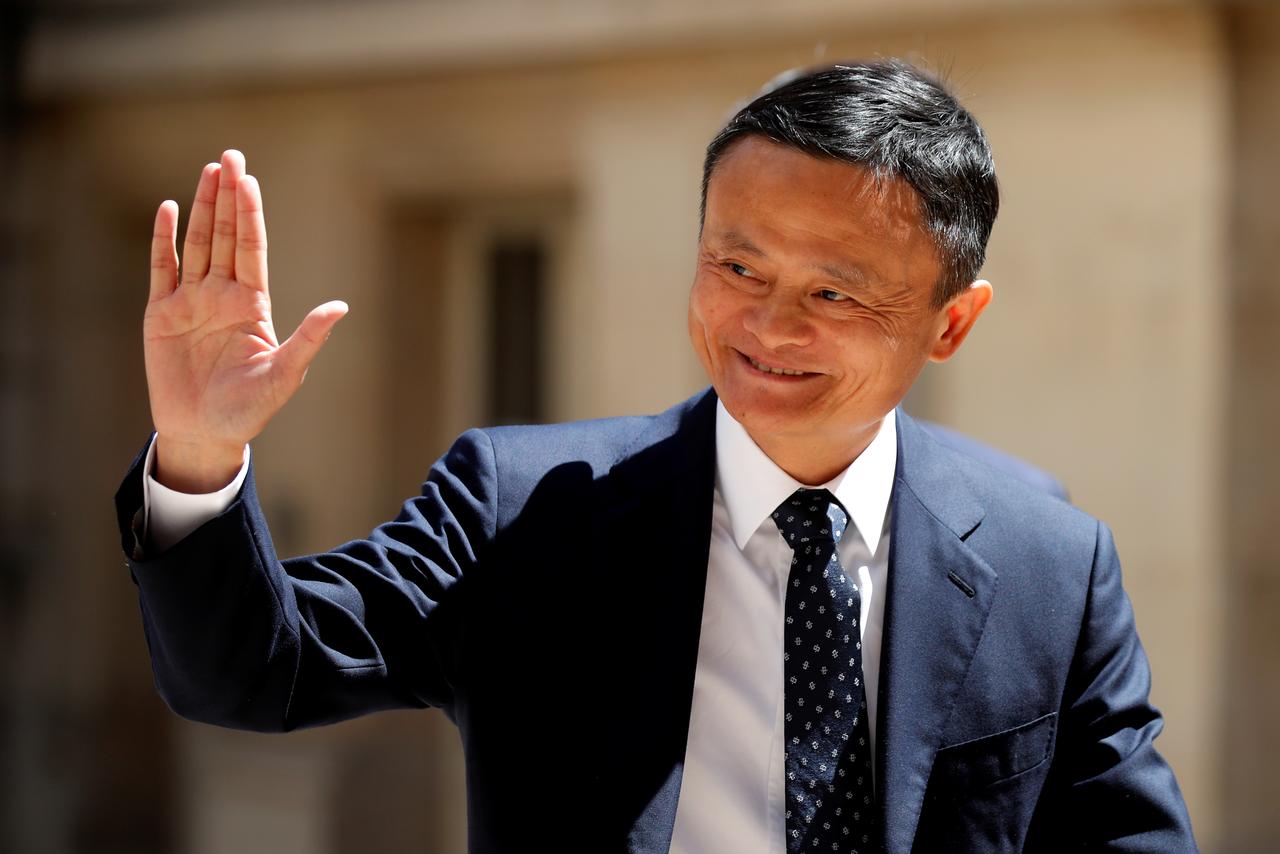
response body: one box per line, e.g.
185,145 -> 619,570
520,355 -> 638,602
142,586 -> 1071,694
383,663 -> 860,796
145,150 -> 347,492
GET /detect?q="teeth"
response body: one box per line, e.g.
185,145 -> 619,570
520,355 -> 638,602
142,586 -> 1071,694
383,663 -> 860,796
749,356 -> 807,376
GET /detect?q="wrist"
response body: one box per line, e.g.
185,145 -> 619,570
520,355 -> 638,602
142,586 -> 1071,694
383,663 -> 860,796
153,434 -> 246,494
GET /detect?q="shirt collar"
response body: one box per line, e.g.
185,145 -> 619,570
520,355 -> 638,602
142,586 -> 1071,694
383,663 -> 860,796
715,400 -> 898,557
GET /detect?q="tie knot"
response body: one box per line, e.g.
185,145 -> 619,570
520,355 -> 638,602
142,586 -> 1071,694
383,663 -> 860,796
772,488 -> 848,549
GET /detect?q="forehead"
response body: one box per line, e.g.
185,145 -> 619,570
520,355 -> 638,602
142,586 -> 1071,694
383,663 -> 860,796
703,136 -> 939,282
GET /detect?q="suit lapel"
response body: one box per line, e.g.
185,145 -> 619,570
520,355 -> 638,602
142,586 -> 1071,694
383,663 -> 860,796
876,412 -> 999,853
591,390 -> 718,854
590,399 -> 997,852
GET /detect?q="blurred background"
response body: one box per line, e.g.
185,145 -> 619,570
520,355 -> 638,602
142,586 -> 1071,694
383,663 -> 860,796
2,0 -> 1277,851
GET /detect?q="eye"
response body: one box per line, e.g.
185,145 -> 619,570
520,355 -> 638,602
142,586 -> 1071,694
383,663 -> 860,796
725,262 -> 757,279
818,289 -> 851,302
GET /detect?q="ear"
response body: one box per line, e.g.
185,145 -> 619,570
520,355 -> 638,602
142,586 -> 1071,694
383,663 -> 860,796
928,280 -> 993,363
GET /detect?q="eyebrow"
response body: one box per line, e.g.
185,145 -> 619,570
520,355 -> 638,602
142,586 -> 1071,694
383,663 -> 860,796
717,230 -> 766,257
712,229 -> 871,285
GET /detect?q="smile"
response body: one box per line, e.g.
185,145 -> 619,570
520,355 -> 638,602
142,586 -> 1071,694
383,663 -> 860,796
743,352 -> 812,377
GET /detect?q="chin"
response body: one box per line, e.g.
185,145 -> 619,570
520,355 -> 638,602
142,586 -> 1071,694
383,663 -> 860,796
718,391 -> 812,437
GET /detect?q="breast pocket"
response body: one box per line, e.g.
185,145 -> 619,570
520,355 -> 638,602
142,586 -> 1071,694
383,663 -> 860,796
932,711 -> 1057,790
914,713 -> 1059,852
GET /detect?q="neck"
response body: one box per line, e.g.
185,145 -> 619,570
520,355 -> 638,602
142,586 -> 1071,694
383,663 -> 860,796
749,420 -> 884,486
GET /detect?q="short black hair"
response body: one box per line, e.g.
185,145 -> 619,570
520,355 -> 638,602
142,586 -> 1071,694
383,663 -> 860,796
700,59 -> 999,307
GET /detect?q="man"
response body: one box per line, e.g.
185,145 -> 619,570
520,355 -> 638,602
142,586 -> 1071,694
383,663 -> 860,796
117,61 -> 1196,852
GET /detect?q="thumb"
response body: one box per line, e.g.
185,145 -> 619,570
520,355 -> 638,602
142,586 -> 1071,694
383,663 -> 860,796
276,300 -> 349,387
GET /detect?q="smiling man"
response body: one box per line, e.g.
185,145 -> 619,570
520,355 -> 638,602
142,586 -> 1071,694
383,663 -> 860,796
117,61 -> 1196,852
689,135 -> 990,485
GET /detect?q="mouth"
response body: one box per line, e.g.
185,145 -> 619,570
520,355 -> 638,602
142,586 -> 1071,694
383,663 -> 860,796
737,349 -> 818,378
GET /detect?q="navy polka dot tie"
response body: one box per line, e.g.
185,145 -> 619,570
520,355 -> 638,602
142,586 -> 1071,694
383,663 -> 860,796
774,488 -> 877,853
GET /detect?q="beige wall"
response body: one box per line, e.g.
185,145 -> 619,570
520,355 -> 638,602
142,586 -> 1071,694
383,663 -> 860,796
6,1 -> 1272,851
1223,5 -> 1280,852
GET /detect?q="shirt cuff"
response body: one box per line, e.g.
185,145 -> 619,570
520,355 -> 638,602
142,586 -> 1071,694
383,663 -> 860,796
142,436 -> 251,554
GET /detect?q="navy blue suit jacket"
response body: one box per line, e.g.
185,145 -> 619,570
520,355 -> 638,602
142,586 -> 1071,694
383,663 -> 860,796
115,389 -> 1195,852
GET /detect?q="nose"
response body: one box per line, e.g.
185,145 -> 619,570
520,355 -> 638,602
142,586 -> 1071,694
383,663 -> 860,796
742,292 -> 814,351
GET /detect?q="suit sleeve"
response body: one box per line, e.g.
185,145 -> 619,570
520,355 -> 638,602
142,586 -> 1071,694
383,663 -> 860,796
1027,520 -> 1198,852
114,429 -> 498,733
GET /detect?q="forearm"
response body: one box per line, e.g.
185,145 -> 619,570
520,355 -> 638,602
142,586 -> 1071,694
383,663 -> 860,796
122,448 -> 305,731
142,434 -> 250,553
115,429 -> 496,732
152,433 -> 248,494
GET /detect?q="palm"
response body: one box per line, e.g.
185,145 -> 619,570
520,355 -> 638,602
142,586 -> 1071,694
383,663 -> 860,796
146,274 -> 281,445
146,151 -> 346,489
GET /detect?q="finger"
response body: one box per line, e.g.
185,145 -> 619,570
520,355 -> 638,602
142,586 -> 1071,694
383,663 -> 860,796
235,175 -> 268,290
181,162 -> 220,284
149,200 -> 179,301
276,300 -> 349,388
209,149 -> 245,280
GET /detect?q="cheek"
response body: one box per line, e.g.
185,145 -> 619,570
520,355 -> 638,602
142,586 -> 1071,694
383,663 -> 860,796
829,322 -> 932,399
827,319 -> 905,377
842,305 -> 933,361
688,277 -> 734,341
687,278 -> 718,369
855,307 -> 912,349
687,305 -> 708,364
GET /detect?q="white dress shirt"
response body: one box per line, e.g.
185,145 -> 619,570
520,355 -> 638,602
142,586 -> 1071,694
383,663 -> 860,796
668,403 -> 896,854
142,404 -> 898,854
